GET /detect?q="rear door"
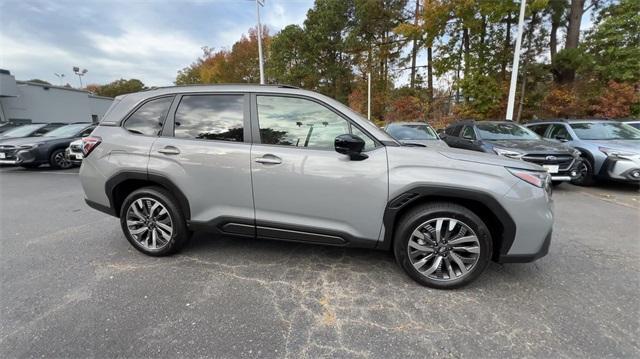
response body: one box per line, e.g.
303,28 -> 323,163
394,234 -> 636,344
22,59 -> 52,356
458,125 -> 480,151
148,93 -> 254,230
249,94 -> 388,246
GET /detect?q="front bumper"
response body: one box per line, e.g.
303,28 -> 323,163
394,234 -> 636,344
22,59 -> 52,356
601,155 -> 640,182
521,155 -> 581,182
497,179 -> 554,263
65,148 -> 83,165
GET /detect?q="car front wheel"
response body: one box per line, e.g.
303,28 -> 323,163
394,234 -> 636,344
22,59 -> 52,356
571,159 -> 595,186
393,202 -> 492,289
120,187 -> 190,256
49,149 -> 73,169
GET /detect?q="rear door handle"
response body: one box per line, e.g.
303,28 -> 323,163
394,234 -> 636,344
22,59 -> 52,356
255,154 -> 282,165
158,146 -> 180,155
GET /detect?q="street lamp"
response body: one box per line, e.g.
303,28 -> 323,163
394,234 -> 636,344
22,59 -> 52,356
73,67 -> 88,88
506,0 -> 527,121
54,73 -> 65,86
254,0 -> 265,84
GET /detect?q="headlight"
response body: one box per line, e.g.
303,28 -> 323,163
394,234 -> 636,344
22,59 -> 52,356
19,143 -> 44,149
494,147 -> 524,159
599,147 -> 638,159
507,167 -> 550,188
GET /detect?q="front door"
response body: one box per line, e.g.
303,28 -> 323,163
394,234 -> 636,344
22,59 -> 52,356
250,94 -> 388,246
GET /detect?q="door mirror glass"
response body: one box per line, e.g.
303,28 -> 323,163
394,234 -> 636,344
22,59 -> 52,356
335,134 -> 368,161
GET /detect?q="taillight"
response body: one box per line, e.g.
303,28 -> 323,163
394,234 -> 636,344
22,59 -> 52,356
82,136 -> 102,157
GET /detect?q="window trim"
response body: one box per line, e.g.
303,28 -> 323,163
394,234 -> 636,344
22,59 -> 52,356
162,92 -> 251,144
121,95 -> 176,137
250,93 -> 381,152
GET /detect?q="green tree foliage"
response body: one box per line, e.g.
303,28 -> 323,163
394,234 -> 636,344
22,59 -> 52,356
175,0 -> 638,121
93,79 -> 145,98
582,0 -> 640,83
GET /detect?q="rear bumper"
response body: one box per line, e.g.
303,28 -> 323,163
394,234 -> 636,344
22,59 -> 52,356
85,198 -> 117,217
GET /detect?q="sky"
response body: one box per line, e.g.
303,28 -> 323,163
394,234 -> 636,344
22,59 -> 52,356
0,0 -> 314,87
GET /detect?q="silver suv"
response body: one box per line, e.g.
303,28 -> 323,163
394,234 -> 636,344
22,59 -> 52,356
80,85 -> 553,289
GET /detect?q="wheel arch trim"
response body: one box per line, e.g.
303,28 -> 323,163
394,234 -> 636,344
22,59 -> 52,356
378,186 -> 516,259
104,170 -> 191,219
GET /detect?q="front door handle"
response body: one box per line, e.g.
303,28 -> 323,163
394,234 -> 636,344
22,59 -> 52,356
255,154 -> 282,165
158,146 -> 180,155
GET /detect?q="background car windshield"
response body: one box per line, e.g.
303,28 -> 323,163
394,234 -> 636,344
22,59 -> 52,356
387,124 -> 438,140
43,124 -> 87,137
570,122 -> 640,140
476,123 -> 540,140
1,124 -> 44,137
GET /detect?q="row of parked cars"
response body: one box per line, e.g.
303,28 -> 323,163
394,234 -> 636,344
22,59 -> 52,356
383,119 -> 640,186
0,122 -> 92,169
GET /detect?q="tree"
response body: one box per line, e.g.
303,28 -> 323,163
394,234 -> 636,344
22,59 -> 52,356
93,79 -> 145,98
583,0 -> 640,83
28,79 -> 51,85
266,25 -> 310,86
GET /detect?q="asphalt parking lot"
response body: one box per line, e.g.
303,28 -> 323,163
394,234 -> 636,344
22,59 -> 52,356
1,166 -> 639,358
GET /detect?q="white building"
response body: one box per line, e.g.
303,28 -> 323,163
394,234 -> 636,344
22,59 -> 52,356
0,69 -> 113,124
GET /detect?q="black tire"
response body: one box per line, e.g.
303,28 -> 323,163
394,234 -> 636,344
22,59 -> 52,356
393,202 -> 492,289
49,149 -> 73,169
120,186 -> 190,256
571,159 -> 595,186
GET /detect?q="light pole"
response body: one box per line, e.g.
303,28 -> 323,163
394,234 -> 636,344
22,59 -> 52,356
254,0 -> 265,85
73,66 -> 88,88
54,73 -> 65,86
506,0 -> 527,121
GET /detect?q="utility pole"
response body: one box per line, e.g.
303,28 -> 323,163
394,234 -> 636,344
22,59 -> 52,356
367,72 -> 372,121
73,67 -> 88,88
255,0 -> 265,85
54,73 -> 65,86
506,0 -> 527,121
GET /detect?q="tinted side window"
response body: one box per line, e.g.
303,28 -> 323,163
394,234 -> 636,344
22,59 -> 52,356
461,126 -> 476,139
124,97 -> 173,136
257,96 -> 366,151
445,124 -> 462,137
174,95 -> 244,142
528,124 -> 549,136
548,124 -> 570,140
79,127 -> 95,137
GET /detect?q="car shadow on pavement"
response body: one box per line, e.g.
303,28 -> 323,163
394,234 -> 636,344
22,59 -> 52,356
180,231 -> 539,290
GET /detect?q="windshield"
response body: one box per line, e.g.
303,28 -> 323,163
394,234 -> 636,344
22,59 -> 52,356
43,124 -> 87,137
1,124 -> 44,137
570,122 -> 640,140
387,124 -> 438,140
476,122 -> 540,140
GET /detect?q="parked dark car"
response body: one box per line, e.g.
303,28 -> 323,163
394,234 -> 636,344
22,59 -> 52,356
0,122 -> 21,134
0,123 -> 95,168
526,119 -> 640,185
383,121 -> 449,148
0,123 -> 65,140
441,120 -> 581,183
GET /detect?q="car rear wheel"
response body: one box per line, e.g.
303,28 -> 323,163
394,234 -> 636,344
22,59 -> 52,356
393,202 -> 492,289
571,159 -> 595,186
49,149 -> 73,169
120,187 -> 190,256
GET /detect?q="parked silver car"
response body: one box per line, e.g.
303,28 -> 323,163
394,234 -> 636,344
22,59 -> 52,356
80,85 -> 553,289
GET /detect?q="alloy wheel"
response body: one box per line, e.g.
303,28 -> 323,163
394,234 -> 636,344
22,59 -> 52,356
54,152 -> 72,169
126,198 -> 173,250
407,217 -> 480,282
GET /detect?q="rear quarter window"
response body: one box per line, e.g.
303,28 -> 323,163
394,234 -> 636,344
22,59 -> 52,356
123,97 -> 173,136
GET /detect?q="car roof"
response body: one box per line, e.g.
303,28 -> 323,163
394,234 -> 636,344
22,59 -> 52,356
386,122 -> 432,126
525,118 -> 615,125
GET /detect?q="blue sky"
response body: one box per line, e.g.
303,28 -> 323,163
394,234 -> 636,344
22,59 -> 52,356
0,0 -> 314,87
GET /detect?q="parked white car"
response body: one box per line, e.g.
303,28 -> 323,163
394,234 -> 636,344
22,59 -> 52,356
65,139 -> 83,166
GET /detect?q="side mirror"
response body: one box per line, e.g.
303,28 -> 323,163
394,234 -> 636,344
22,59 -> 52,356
335,134 -> 368,161
555,135 -> 568,142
